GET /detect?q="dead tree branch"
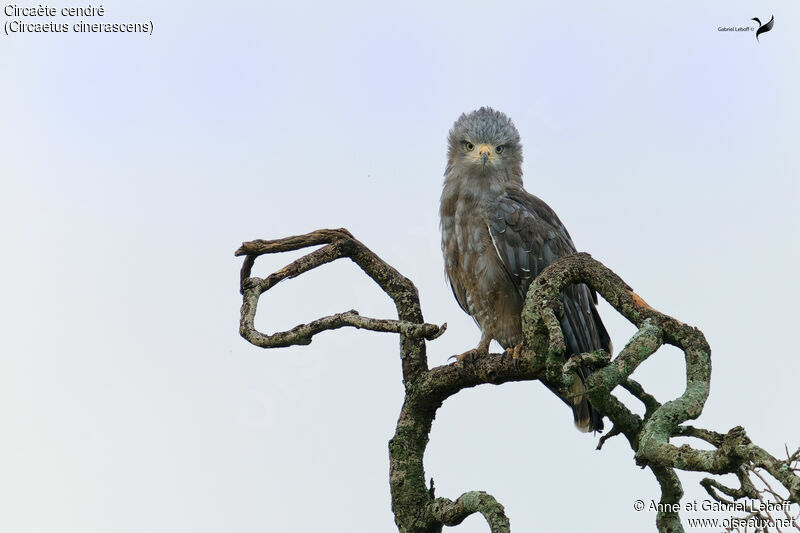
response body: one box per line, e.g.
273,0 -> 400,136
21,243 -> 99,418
235,229 -> 799,533
235,228 -> 444,380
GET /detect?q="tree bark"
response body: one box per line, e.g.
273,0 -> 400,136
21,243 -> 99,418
236,228 -> 799,532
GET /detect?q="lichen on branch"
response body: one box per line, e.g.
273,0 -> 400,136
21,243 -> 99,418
236,229 -> 799,533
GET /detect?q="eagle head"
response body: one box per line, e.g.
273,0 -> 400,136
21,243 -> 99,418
445,107 -> 523,182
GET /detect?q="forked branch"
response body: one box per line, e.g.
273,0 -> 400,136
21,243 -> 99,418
236,229 -> 799,533
236,228 -> 444,380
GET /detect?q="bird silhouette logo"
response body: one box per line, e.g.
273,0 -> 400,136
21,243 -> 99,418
751,15 -> 774,41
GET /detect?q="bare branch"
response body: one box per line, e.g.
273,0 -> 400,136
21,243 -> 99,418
597,423 -> 623,450
237,228 -> 443,381
429,492 -> 511,533
650,465 -> 685,533
562,349 -> 611,373
235,231 -> 800,533
242,309 -> 445,348
676,425 -> 725,448
620,378 -> 661,418
704,468 -> 759,503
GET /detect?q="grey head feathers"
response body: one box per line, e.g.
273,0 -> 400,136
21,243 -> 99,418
444,106 -> 524,184
448,106 -> 521,148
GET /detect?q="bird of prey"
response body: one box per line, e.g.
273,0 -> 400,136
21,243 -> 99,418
439,107 -> 610,432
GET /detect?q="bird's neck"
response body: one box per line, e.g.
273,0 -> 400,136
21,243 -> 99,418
441,168 -> 520,213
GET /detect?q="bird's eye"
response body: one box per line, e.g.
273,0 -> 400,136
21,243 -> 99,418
464,142 -> 474,151
496,145 -> 504,154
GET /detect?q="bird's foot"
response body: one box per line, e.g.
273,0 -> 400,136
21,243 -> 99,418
448,346 -> 489,367
501,342 -> 524,371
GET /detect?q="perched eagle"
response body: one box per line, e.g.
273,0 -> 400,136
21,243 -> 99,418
439,107 -> 610,432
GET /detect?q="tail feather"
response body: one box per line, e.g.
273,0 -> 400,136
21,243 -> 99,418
555,285 -> 608,433
569,372 -> 604,433
544,369 -> 604,433
572,397 -> 604,433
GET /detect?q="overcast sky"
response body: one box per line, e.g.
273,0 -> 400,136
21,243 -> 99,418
1,1 -> 798,532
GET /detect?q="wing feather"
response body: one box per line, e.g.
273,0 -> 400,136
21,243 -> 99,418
485,186 -> 611,355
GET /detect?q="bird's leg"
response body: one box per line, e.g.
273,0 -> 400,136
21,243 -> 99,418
501,342 -> 524,371
449,333 -> 491,366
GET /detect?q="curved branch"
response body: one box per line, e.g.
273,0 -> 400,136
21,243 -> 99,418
513,253 -> 799,522
650,465 -> 685,533
242,309 -> 445,348
236,228 -> 444,381
699,467 -> 758,503
235,231 -> 800,533
429,492 -> 511,533
621,378 -> 661,418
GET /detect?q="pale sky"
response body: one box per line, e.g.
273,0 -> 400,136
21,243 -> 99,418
1,1 -> 798,532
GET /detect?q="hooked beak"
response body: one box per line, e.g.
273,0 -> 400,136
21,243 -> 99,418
479,144 -> 490,167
